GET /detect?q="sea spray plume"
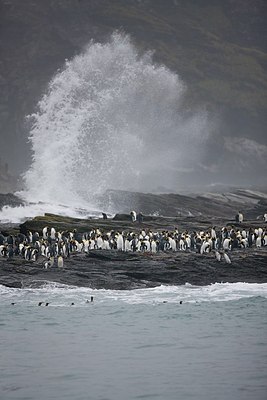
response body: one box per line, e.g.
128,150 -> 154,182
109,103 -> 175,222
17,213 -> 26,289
23,32 -> 209,208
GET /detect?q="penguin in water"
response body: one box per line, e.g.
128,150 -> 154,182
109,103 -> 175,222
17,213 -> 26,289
86,296 -> 94,304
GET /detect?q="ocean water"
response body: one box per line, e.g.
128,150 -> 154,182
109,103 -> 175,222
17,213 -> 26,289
1,283 -> 267,400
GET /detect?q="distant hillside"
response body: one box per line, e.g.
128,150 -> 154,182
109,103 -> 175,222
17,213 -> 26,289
0,0 -> 266,175
98,188 -> 267,219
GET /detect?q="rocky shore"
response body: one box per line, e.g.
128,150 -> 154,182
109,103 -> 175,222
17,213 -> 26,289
0,246 -> 266,290
0,211 -> 267,289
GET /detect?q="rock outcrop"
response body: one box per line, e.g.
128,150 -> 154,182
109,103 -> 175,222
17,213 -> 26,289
0,247 -> 266,290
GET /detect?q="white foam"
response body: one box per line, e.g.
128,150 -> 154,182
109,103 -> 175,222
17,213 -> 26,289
1,282 -> 267,306
0,199 -> 102,224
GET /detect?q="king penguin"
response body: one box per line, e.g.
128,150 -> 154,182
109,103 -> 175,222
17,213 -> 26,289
57,256 -> 64,268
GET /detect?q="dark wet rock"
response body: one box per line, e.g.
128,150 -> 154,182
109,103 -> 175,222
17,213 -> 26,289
16,211 -> 266,240
1,190 -> 267,289
113,213 -> 133,221
0,248 -> 266,290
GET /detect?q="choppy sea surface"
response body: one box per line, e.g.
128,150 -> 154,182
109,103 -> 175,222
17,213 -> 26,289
0,282 -> 267,400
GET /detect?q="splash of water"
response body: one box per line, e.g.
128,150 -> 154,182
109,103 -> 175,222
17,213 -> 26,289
22,32 -> 208,210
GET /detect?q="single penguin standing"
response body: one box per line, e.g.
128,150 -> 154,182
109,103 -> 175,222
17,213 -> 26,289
117,233 -> 124,251
43,226 -> 48,239
223,252 -> 231,264
238,211 -> 244,223
51,227 -> 56,240
215,251 -> 221,262
57,255 -> 64,268
130,211 -> 137,222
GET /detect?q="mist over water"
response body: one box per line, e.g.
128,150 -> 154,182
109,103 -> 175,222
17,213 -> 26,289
20,33 -> 209,210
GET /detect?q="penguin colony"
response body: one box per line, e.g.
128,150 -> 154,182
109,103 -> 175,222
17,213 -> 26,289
0,214 -> 267,266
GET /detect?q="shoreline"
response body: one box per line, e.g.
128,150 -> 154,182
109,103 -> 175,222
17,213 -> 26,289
1,247 -> 267,290
0,212 -> 267,290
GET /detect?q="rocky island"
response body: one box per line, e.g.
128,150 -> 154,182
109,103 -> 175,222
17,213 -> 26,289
0,189 -> 267,290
